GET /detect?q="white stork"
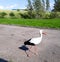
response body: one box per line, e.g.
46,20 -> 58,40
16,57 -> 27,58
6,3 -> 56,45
24,30 -> 46,56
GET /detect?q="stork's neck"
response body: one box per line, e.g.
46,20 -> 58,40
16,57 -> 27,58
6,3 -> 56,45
39,31 -> 43,39
40,32 -> 42,38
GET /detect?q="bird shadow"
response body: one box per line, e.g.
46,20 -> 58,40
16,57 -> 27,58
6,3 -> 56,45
19,45 -> 29,51
0,58 -> 8,62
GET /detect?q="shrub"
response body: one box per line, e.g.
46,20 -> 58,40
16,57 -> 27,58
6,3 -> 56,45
0,12 -> 7,18
49,12 -> 58,18
18,11 -> 36,19
9,12 -> 16,18
28,11 -> 36,18
17,9 -> 20,11
43,12 -> 60,19
43,13 -> 50,19
15,13 -> 21,19
9,12 -> 15,16
20,13 -> 30,19
56,12 -> 60,18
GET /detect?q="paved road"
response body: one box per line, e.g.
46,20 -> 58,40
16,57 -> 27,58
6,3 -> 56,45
0,24 -> 60,62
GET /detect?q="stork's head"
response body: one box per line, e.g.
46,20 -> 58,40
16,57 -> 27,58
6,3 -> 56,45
40,30 -> 43,34
39,30 -> 47,35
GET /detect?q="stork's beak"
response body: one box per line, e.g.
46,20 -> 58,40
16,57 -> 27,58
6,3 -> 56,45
42,32 -> 47,35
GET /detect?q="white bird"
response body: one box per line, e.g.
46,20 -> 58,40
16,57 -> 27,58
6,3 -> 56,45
29,30 -> 43,44
24,30 -> 46,56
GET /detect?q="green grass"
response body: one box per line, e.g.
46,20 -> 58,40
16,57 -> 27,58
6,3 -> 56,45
0,18 -> 60,29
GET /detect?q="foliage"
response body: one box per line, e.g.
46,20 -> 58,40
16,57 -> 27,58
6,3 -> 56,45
0,12 -> 7,18
17,9 -> 20,11
49,12 -> 57,18
50,12 -> 60,18
43,12 -> 50,19
27,0 -> 33,10
19,12 -> 30,19
9,12 -> 15,16
19,11 -> 36,19
0,9 -> 60,19
26,0 -> 50,18
33,0 -> 43,18
56,12 -> 60,18
27,0 -> 34,18
46,0 -> 50,11
42,0 -> 45,11
54,0 -> 60,12
9,12 -> 15,18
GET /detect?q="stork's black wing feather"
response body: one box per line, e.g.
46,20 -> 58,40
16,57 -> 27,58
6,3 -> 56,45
24,39 -> 35,46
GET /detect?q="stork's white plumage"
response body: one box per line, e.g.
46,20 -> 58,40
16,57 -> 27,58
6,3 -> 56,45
24,30 -> 46,57
29,30 -> 43,45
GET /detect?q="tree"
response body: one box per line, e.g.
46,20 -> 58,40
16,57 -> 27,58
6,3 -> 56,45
27,0 -> 34,18
32,0 -> 43,18
42,0 -> 45,11
27,0 -> 50,18
54,0 -> 60,12
46,0 -> 50,11
54,0 -> 57,3
27,0 -> 33,10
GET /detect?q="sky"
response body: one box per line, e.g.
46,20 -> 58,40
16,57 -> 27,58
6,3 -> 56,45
0,0 -> 54,10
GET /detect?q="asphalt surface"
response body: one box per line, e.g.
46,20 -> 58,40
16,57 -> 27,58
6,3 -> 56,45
0,24 -> 60,62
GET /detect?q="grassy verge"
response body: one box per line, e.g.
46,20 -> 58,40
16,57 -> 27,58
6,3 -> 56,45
0,18 -> 60,29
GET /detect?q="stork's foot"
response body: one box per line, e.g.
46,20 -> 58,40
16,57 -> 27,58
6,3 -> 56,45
25,50 -> 32,57
34,52 -> 39,56
27,53 -> 31,57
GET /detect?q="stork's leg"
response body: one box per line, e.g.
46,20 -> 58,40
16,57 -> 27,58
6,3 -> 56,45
26,45 -> 37,57
25,45 -> 33,57
25,50 -> 32,57
29,45 -> 38,55
25,45 -> 39,57
34,45 -> 39,55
